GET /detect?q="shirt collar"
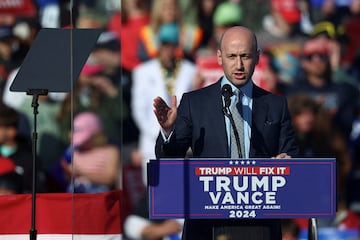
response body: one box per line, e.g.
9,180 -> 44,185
221,76 -> 253,98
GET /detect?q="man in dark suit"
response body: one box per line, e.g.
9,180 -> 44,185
153,26 -> 299,240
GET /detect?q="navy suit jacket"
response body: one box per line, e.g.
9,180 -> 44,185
155,80 -> 299,239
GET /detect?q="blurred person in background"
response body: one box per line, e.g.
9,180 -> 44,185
281,219 -> 300,240
118,0 -> 150,74
309,20 -> 358,80
309,19 -> 360,90
341,3 -> 360,77
116,0 -> 150,85
252,50 -> 288,95
35,0 -> 61,28
0,17 -> 69,191
285,37 -> 360,139
308,0 -> 360,25
137,0 -> 203,62
121,144 -> 146,227
93,31 -> 140,159
257,1 -> 308,87
59,111 -> 120,193
91,32 -> 121,88
204,1 -> 243,55
124,191 -> 183,240
74,3 -> 109,29
306,20 -> 360,102
225,0 -> 267,32
131,23 -> 197,185
348,107 -> 360,212
262,0 -> 306,38
308,21 -> 346,69
59,0 -> 119,28
177,0 -> 197,26
195,0 -> 221,49
259,0 -> 312,47
17,93 -> 65,182
0,0 -> 37,26
0,105 -> 35,193
2,17 -> 42,110
109,0 -> 150,167
287,92 -> 354,228
56,62 -> 125,148
10,17 -> 41,68
257,0 -> 308,87
0,27 -> 17,86
0,156 -> 24,194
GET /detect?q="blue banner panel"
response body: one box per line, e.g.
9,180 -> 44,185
148,158 -> 336,219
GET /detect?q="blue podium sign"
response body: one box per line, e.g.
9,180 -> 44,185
148,158 -> 336,219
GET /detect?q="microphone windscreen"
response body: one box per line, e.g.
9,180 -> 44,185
221,84 -> 233,99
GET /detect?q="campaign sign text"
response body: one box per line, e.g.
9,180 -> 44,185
148,158 -> 336,219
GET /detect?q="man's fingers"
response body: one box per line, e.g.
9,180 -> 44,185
154,96 -> 171,124
171,95 -> 177,109
272,153 -> 291,159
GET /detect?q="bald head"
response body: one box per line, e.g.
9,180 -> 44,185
218,26 -> 258,53
216,26 -> 260,87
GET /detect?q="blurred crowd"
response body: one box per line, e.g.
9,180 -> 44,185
0,1 -> 123,194
0,0 -> 360,239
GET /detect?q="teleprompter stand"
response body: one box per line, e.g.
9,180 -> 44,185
10,28 -> 102,240
27,89 -> 48,240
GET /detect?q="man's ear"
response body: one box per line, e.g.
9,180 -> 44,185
217,49 -> 222,66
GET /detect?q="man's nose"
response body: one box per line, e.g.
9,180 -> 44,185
236,57 -> 244,69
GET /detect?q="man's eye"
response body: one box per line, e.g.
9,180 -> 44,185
241,55 -> 252,60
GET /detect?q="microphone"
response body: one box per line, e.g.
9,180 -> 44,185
221,84 -> 242,158
221,84 -> 233,109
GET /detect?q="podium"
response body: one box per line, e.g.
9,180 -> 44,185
148,158 -> 336,239
148,158 -> 336,219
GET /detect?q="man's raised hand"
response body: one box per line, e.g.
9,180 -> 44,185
153,95 -> 177,136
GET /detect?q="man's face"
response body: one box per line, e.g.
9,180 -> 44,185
158,43 -> 176,66
301,37 -> 331,78
301,52 -> 329,77
217,29 -> 259,87
92,49 -> 120,68
293,108 -> 315,134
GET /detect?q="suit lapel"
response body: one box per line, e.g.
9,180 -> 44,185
250,85 -> 269,157
207,80 -> 229,157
